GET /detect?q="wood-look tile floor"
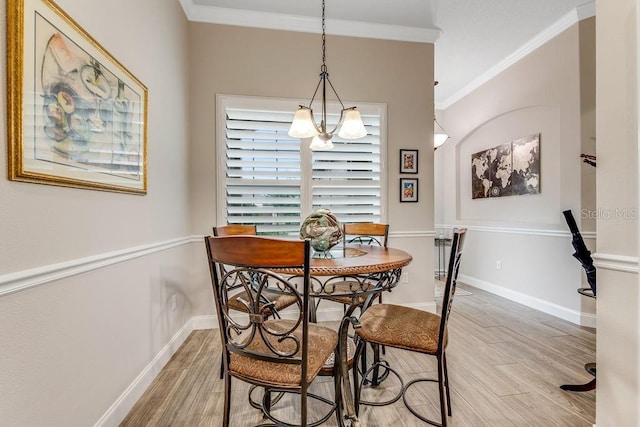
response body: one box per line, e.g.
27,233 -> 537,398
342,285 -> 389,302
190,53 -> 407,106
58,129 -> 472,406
121,284 -> 595,426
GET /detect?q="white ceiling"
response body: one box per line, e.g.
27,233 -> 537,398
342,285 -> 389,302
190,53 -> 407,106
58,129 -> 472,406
181,0 -> 595,109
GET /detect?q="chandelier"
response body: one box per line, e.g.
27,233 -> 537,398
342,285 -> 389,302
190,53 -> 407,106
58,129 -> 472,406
287,0 -> 367,150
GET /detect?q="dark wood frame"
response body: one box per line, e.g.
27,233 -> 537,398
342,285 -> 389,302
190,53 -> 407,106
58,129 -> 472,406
400,178 -> 418,202
400,149 -> 418,174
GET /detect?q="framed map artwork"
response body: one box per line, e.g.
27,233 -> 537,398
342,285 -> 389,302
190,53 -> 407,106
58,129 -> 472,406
471,134 -> 540,199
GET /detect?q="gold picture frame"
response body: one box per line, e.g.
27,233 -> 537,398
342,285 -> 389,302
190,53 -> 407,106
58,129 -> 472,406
7,0 -> 148,194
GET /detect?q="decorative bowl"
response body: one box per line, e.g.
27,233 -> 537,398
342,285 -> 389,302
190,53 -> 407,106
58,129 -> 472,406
299,208 -> 343,252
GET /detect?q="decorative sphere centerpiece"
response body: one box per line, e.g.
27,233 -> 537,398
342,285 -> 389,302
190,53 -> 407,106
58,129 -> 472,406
299,208 -> 343,254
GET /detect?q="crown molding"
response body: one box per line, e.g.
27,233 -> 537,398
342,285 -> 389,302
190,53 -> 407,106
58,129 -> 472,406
179,0 -> 440,43
437,1 -> 596,109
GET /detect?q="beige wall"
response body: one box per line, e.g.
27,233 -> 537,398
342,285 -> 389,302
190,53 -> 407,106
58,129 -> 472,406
0,10 -> 437,425
579,19 -> 597,234
435,20 -> 597,325
187,23 -> 436,307
0,0 -> 195,425
595,0 -> 640,425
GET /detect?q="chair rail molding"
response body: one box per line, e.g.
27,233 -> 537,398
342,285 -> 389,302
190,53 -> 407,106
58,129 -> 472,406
592,253 -> 639,274
436,224 -> 596,239
0,236 -> 200,297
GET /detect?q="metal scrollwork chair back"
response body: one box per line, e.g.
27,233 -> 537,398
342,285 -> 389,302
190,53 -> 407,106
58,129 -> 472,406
204,235 -> 341,427
212,225 -> 298,380
213,224 -> 297,317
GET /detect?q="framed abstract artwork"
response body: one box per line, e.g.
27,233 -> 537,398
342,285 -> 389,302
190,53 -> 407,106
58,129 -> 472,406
400,178 -> 418,202
400,149 -> 418,174
7,0 -> 148,194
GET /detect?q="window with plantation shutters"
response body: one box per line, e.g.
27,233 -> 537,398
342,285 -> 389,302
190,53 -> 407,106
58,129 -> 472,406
217,95 -> 386,236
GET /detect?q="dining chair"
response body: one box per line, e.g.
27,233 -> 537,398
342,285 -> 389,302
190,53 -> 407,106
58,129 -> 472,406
213,224 -> 257,237
212,225 -> 299,382
323,223 -> 389,308
324,223 -> 390,385
343,222 -> 389,248
343,222 -> 389,305
213,224 -> 298,318
352,228 -> 467,427
204,235 -> 341,427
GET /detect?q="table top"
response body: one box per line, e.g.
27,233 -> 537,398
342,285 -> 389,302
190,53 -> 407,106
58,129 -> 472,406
279,244 -> 413,276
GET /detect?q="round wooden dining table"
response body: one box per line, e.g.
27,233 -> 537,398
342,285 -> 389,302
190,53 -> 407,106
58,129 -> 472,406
278,244 -> 413,426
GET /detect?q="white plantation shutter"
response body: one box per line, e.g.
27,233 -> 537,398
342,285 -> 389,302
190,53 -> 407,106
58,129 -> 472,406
311,115 -> 381,223
217,95 -> 386,236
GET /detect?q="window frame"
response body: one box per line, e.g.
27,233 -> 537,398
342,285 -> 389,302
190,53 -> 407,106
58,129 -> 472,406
216,94 -> 387,234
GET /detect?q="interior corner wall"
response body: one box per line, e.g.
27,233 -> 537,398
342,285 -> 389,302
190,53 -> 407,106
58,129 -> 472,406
187,23 -> 436,309
435,19 -> 596,325
0,0 -> 197,425
594,0 -> 639,424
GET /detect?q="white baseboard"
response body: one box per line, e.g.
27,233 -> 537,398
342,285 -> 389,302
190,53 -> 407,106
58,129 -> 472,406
94,318 -> 196,427
94,311 -> 342,426
459,274 -> 596,328
95,299 -> 437,426
191,314 -> 217,330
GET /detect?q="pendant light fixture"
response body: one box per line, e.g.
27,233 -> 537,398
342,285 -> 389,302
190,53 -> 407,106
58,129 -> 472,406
434,117 -> 449,149
288,0 -> 367,150
433,81 -> 449,149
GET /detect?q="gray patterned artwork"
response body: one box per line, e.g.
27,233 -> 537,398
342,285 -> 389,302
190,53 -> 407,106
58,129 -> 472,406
471,133 -> 540,199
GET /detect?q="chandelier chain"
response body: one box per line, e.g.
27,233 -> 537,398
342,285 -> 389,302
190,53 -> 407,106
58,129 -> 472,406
321,0 -> 326,68
287,0 -> 367,146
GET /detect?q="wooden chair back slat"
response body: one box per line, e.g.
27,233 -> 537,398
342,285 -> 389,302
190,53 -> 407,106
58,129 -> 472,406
343,223 -> 389,248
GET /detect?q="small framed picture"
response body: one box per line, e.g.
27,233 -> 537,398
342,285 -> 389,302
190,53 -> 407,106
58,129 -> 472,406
400,178 -> 418,202
400,149 -> 418,174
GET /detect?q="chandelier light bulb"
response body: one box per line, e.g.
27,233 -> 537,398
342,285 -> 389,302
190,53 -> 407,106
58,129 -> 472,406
309,134 -> 334,151
288,107 -> 319,138
338,108 -> 367,139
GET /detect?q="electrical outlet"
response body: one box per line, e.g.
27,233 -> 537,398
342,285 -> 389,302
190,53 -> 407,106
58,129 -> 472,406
496,260 -> 502,270
170,294 -> 177,311
402,272 -> 409,283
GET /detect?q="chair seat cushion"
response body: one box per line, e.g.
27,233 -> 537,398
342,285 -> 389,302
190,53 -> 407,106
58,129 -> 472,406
227,290 -> 298,314
355,304 -> 447,354
230,320 -> 338,387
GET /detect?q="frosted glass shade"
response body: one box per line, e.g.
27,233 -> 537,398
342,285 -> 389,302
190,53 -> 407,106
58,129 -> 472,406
337,108 -> 367,139
434,133 -> 449,148
288,107 -> 319,138
309,135 -> 334,150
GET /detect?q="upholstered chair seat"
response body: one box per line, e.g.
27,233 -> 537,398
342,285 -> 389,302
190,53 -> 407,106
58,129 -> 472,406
230,319 -> 338,387
356,304 -> 448,354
